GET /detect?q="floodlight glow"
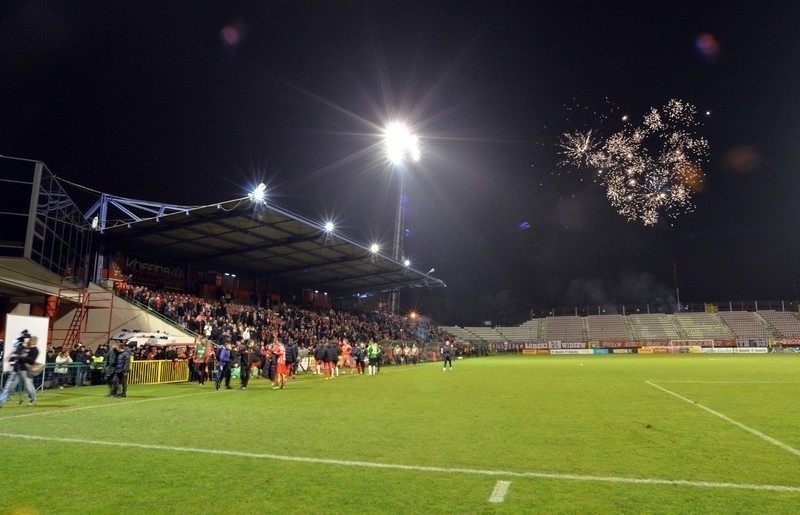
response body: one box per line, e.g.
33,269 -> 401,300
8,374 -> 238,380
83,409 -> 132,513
370,243 -> 380,254
403,259 -> 410,267
324,221 -> 335,233
249,183 -> 267,203
385,122 -> 421,164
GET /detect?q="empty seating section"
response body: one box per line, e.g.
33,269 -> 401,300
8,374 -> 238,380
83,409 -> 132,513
758,310 -> 800,338
672,313 -> 734,339
497,319 -> 541,341
627,314 -> 680,339
449,310 -> 800,344
442,326 -> 479,342
586,314 -> 631,340
717,311 -> 767,338
543,316 -> 584,341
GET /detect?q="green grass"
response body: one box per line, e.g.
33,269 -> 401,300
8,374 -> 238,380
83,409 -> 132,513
2,354 -> 800,514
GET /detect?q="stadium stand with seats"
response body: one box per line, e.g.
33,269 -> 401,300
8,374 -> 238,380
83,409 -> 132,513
627,314 -> 681,339
496,319 -> 542,342
717,311 -> 768,338
672,313 -> 734,339
758,310 -> 800,338
542,316 -> 585,341
586,314 -> 632,340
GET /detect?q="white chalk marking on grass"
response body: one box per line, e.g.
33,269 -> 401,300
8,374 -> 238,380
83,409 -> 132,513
656,380 -> 800,384
1,432 -> 799,493
646,380 -> 800,458
0,390 -> 217,421
488,480 -> 511,503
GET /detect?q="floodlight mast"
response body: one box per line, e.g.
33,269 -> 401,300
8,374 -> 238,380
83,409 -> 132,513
384,122 -> 421,316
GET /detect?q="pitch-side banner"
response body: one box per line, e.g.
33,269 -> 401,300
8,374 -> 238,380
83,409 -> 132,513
3,314 -> 48,373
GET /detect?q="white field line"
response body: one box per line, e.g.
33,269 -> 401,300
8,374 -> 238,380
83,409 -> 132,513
489,480 -> 511,503
646,380 -> 800,458
654,381 -> 800,384
1,432 -> 799,493
0,390 -> 218,421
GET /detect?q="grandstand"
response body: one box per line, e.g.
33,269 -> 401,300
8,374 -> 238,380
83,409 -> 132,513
627,314 -> 680,339
542,315 -> 585,341
717,311 -> 768,338
463,326 -> 505,342
672,312 -> 734,339
586,314 -> 631,340
440,308 -> 800,346
498,319 -> 542,341
758,310 -> 800,338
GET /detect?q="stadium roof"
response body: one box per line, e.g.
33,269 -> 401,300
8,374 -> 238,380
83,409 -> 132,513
99,196 -> 446,297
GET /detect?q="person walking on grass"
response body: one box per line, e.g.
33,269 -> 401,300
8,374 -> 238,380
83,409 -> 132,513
441,340 -> 454,371
366,340 -> 381,376
239,342 -> 253,390
104,342 -> 119,396
352,342 -> 365,375
113,343 -> 132,397
272,338 -> 287,390
215,341 -> 233,391
0,333 -> 40,407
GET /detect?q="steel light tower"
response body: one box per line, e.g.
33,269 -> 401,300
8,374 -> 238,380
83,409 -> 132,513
384,122 -> 420,315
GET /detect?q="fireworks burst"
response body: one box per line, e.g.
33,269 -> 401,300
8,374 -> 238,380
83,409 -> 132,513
559,99 -> 709,226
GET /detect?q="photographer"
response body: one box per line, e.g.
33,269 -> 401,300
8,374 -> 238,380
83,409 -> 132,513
0,331 -> 40,407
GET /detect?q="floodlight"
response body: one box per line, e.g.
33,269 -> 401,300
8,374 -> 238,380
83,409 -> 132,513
370,243 -> 380,254
324,221 -> 335,233
249,183 -> 267,203
91,215 -> 99,230
427,268 -> 435,274
403,259 -> 411,267
385,122 -> 421,164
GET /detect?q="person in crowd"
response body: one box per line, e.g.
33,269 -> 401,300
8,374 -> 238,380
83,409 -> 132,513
72,345 -> 90,386
54,349 -> 72,389
366,340 -> 381,376
323,338 -> 337,380
104,342 -> 119,396
313,340 -> 326,375
215,341 -> 233,391
0,333 -> 40,407
284,338 -> 298,381
394,343 -> 403,366
90,349 -> 105,384
441,340 -> 454,371
239,342 -> 253,390
113,343 -> 132,397
186,347 -> 195,382
352,342 -> 364,375
410,343 -> 419,366
341,339 -> 352,374
193,348 -> 208,386
272,337 -> 287,390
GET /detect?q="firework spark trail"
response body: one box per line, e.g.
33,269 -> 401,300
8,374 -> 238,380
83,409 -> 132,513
559,99 -> 709,226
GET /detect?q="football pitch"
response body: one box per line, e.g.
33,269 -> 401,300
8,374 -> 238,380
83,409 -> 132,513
1,354 -> 799,514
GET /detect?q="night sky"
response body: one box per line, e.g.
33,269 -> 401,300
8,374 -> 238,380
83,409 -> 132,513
2,1 -> 800,324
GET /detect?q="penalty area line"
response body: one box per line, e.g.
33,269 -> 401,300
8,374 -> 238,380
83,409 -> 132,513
646,380 -> 800,459
0,432 -> 799,493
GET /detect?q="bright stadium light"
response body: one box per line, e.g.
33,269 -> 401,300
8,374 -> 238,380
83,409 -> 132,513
404,259 -> 411,267
324,221 -> 335,233
385,122 -> 421,164
249,183 -> 267,203
370,243 -> 380,254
